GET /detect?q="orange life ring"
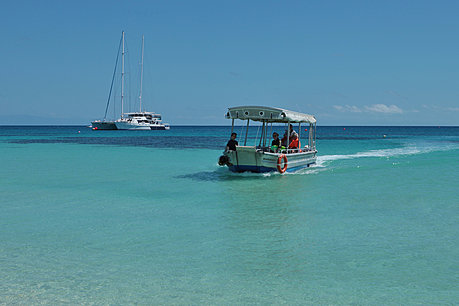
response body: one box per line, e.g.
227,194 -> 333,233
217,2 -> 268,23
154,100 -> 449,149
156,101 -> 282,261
277,154 -> 288,173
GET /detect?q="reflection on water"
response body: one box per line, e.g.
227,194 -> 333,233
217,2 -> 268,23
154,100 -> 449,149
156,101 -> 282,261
176,168 -> 278,182
176,166 -> 322,182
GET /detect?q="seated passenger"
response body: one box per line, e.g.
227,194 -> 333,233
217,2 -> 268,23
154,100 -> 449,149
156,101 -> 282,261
271,132 -> 280,152
226,132 -> 238,151
281,124 -> 296,147
288,132 -> 300,152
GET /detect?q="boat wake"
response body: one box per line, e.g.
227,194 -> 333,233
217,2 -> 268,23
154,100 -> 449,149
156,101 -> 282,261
316,141 -> 459,167
315,146 -> 424,167
287,141 -> 459,175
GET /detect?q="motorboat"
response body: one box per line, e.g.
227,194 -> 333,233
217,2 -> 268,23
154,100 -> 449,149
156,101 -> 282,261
218,106 -> 317,173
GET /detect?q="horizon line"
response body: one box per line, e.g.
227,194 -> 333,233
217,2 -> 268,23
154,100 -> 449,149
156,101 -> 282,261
1,124 -> 458,127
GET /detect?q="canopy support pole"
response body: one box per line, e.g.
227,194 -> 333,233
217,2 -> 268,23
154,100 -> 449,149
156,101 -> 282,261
270,122 -> 273,143
287,121 -> 290,154
263,121 -> 267,147
259,121 -> 267,147
244,119 -> 249,146
298,122 -> 301,148
231,119 -> 234,134
314,122 -> 317,150
255,123 -> 260,146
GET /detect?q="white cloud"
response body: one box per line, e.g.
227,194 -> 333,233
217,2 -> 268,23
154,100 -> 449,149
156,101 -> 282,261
333,105 -> 362,112
446,107 -> 459,112
364,104 -> 403,114
333,104 -> 403,114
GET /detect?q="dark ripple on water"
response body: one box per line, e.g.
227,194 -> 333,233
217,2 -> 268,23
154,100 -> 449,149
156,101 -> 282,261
8,136 -> 226,150
175,169 -> 269,181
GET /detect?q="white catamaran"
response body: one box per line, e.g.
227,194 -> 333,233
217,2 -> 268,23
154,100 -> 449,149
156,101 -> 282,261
218,106 -> 317,173
92,32 -> 169,131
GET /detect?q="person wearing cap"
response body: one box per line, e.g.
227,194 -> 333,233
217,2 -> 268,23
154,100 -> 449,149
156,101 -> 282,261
288,132 -> 300,151
281,124 -> 296,147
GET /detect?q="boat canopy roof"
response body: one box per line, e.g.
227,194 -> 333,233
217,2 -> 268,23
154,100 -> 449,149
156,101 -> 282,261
225,106 -> 316,124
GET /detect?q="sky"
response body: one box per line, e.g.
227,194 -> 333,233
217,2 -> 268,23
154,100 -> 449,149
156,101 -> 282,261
0,0 -> 458,126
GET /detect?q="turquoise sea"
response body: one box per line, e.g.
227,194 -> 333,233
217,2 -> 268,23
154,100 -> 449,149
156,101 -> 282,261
0,125 -> 458,304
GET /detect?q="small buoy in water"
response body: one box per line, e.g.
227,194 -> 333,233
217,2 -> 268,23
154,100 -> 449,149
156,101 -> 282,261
383,134 -> 387,138
304,128 -> 308,131
343,128 -> 346,130
78,131 -> 81,133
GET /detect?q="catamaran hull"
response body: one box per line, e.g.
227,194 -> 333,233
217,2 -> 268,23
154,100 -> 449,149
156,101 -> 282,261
115,121 -> 170,130
115,122 -> 151,130
224,146 -> 317,173
91,121 -> 118,130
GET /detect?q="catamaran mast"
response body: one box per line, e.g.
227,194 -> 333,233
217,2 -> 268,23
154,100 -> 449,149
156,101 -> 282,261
121,31 -> 125,118
103,33 -> 122,121
139,35 -> 144,112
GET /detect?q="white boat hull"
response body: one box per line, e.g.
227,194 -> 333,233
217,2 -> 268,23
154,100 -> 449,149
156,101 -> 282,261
115,121 -> 151,130
224,146 -> 317,173
115,121 -> 170,130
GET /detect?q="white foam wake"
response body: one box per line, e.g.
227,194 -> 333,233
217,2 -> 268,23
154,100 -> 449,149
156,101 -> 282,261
314,144 -> 440,168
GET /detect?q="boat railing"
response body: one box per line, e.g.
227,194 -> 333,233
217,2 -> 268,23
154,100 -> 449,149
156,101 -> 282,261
255,145 -> 315,155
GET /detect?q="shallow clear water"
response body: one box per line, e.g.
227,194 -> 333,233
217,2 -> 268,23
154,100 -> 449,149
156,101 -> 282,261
1,126 -> 458,304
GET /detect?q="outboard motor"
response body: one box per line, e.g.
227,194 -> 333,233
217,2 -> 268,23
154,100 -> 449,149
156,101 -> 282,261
218,155 -> 231,166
